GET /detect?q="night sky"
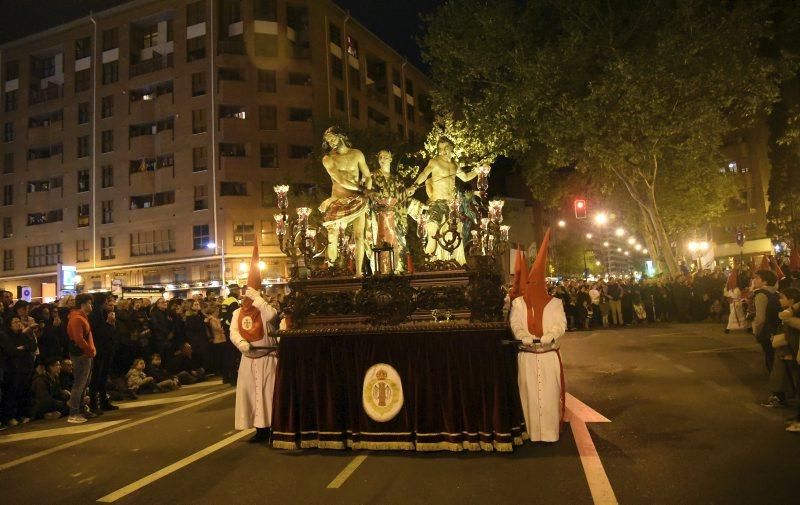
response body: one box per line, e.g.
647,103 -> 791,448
0,0 -> 440,69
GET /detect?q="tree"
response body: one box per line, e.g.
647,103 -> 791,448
422,0 -> 791,275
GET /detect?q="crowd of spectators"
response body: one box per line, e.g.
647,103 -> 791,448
0,286 -> 243,429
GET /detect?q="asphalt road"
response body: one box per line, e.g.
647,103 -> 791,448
1,322 -> 798,504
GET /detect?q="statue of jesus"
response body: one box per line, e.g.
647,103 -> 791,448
407,136 -> 479,263
319,127 -> 372,276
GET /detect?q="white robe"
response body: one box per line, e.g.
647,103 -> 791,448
725,287 -> 748,331
230,293 -> 278,430
510,296 -> 567,442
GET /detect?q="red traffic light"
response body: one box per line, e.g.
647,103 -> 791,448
574,199 -> 587,219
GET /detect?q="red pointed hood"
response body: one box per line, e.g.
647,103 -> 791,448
726,267 -> 738,292
246,243 -> 261,294
768,255 -> 785,280
509,247 -> 528,300
524,229 -> 553,336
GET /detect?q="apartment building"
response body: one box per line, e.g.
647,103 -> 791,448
0,0 -> 432,297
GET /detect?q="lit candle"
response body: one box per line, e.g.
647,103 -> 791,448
306,228 -> 317,239
477,165 -> 491,192
500,225 -> 510,242
274,185 -> 290,211
296,207 -> 311,227
489,200 -> 504,223
417,214 -> 428,238
480,218 -> 489,231
487,235 -> 495,253
273,214 -> 285,235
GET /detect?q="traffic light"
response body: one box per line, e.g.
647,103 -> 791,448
574,199 -> 587,219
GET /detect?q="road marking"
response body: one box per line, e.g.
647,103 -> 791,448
645,332 -> 688,338
181,379 -> 224,389
327,455 -> 368,489
673,364 -> 694,374
687,346 -> 759,354
652,353 -> 670,361
0,420 -> 129,444
96,428 -> 254,502
116,393 -> 215,409
703,380 -> 729,393
566,394 -> 617,505
0,389 -> 234,472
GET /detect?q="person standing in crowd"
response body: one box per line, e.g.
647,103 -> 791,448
724,268 -> 749,334
510,230 -> 566,442
205,304 -> 226,375
28,358 -> 69,420
607,279 -> 623,327
184,299 -> 210,371
752,269 -> 781,380
0,315 -> 37,426
89,294 -> 118,412
774,288 -> 800,431
230,246 -> 279,443
66,294 -> 96,424
148,298 -> 173,358
220,285 -> 241,385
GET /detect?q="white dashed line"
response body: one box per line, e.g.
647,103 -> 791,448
673,364 -> 694,374
652,353 -> 670,361
327,455 -> 368,489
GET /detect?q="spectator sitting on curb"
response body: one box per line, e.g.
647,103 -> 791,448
28,358 -> 69,420
145,354 -> 180,391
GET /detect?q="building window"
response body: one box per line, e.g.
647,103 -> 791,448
27,243 -> 62,267
331,55 -> 343,80
187,1 -> 206,25
289,145 -> 312,159
102,200 -> 114,224
2,250 -> 13,271
260,143 -> 278,168
191,72 -> 207,96
349,66 -> 361,91
187,36 -> 206,61
3,217 -> 13,238
258,105 -> 277,130
221,182 -> 247,196
5,60 -> 20,81
101,236 -> 115,260
130,229 -> 175,257
192,109 -> 207,134
335,89 -> 346,111
76,240 -> 90,263
2,185 -> 13,206
75,69 -> 91,93
220,143 -> 246,157
193,224 -> 210,249
101,130 -> 114,153
102,28 -> 118,51
193,147 -> 207,171
3,153 -> 12,174
4,90 -> 17,112
28,210 -> 63,226
254,0 -> 277,20
77,204 -> 90,227
77,135 -> 90,158
130,191 -> 175,210
394,96 -> 403,115
194,185 -> 208,210
233,222 -> 255,246
218,67 -> 244,82
75,37 -> 92,60
101,95 -> 114,118
78,102 -> 90,124
351,98 -> 360,119
257,69 -> 277,92
261,182 -> 275,207
4,122 -> 14,142
329,23 -> 342,46
289,108 -> 312,122
261,220 -> 278,245
78,169 -> 90,192
101,165 -> 114,188
288,72 -> 311,86
102,61 -> 119,85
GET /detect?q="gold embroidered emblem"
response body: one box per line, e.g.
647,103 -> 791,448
363,363 -> 403,422
241,316 -> 253,331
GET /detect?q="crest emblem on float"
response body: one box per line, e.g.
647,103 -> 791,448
362,363 -> 403,422
241,315 -> 253,330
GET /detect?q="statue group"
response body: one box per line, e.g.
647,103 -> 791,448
318,127 -> 483,276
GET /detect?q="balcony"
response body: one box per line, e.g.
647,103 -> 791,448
220,153 -> 252,180
218,38 -> 246,56
27,120 -> 63,145
217,78 -> 248,98
29,84 -> 63,106
219,117 -> 250,140
129,52 -> 174,78
129,97 -> 156,123
129,134 -> 155,155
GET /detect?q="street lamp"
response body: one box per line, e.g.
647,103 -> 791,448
557,220 -> 566,228
594,212 -> 608,226
634,244 -> 642,251
642,248 -> 648,254
687,241 -> 710,269
603,241 -> 609,247
258,260 -> 266,271
615,227 -> 625,237
206,241 -> 226,286
238,261 -> 249,273
586,233 -> 593,239
627,237 -> 636,245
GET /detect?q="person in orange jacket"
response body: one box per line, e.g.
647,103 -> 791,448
66,294 -> 96,424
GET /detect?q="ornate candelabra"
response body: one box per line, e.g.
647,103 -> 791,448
273,185 -> 328,276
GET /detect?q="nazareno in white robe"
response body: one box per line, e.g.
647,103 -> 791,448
230,292 -> 278,430
510,296 -> 567,442
725,287 -> 748,331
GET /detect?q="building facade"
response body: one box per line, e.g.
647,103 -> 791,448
0,0 -> 431,298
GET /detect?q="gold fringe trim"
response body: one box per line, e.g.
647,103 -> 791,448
349,441 -> 416,451
271,440 -> 300,450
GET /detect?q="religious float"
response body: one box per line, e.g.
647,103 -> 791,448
269,127 -> 530,452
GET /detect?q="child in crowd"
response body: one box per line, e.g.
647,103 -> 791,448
144,354 -> 180,391
599,294 -> 611,329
